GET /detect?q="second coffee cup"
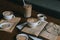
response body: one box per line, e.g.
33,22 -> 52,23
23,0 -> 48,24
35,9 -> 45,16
27,18 -> 41,28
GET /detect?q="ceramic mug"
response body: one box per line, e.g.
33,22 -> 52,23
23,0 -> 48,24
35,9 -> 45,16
3,11 -> 15,20
27,18 -> 41,28
37,14 -> 47,21
16,34 -> 28,40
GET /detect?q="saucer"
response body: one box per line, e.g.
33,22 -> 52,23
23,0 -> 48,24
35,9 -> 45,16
0,22 -> 12,29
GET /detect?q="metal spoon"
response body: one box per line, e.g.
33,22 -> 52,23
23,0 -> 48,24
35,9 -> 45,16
16,22 -> 27,30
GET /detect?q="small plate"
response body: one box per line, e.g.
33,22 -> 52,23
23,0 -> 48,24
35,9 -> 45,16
0,22 -> 12,29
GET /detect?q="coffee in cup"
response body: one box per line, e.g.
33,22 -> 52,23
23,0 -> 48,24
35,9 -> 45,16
24,4 -> 32,18
16,34 -> 28,40
27,18 -> 41,28
3,11 -> 15,20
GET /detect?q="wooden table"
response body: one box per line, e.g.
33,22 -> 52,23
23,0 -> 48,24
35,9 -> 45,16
0,17 -> 21,33
0,1 -> 60,40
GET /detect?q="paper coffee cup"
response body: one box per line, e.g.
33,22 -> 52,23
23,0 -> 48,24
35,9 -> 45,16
24,4 -> 32,18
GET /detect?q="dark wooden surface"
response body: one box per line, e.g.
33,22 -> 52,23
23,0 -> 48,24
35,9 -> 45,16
0,0 -> 60,40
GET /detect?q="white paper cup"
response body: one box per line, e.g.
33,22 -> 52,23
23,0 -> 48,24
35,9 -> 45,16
3,11 -> 15,20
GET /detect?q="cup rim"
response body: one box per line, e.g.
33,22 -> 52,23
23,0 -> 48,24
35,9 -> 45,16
37,14 -> 44,17
16,34 -> 28,40
2,11 -> 13,16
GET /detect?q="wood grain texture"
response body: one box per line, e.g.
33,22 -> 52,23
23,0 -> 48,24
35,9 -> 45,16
0,17 -> 21,32
22,21 -> 48,36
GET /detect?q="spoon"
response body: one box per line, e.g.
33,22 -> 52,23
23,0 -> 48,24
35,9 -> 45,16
16,22 -> 27,30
